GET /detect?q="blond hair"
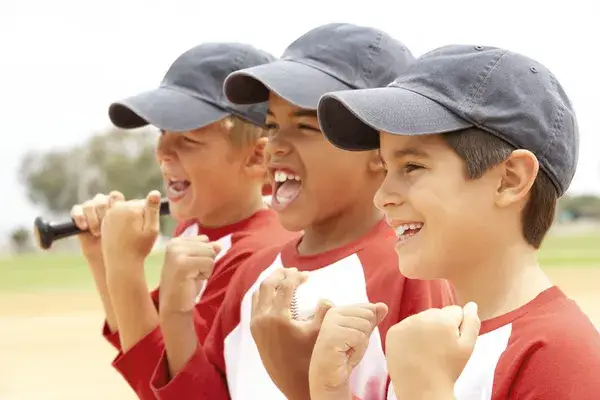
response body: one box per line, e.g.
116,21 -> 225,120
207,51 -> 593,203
221,115 -> 270,187
220,115 -> 268,148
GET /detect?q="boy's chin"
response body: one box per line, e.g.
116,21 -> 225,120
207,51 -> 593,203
396,258 -> 442,280
276,211 -> 307,233
169,203 -> 193,222
277,209 -> 310,232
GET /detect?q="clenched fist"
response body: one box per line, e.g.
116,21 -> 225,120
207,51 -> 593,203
101,190 -> 162,267
249,268 -> 330,399
309,303 -> 388,400
71,191 -> 125,262
386,302 -> 480,399
158,235 -> 222,315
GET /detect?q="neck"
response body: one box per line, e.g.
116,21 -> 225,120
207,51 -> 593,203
198,191 -> 266,228
449,241 -> 553,321
298,200 -> 383,256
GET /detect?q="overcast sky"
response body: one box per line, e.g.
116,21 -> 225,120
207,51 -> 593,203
0,0 -> 598,235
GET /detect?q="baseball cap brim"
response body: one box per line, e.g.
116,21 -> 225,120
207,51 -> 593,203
224,60 -> 351,110
109,86 -> 229,132
318,87 -> 473,151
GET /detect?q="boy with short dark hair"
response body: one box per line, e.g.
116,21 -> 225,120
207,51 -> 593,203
71,42 -> 299,400
310,44 -> 600,399
148,23 -> 455,400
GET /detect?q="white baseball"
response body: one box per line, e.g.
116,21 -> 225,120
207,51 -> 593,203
290,274 -> 332,321
288,264 -> 369,321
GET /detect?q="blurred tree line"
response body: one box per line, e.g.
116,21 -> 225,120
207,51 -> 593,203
12,126 -> 177,252
9,125 -> 600,251
557,194 -> 600,221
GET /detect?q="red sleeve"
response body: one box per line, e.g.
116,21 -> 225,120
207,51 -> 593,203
113,327 -> 164,399
100,290 -> 160,354
150,276 -> 244,400
192,245 -> 254,344
106,289 -> 162,400
102,321 -> 121,350
150,318 -> 229,399
508,324 -> 600,399
98,220 -> 210,400
108,247 -> 253,400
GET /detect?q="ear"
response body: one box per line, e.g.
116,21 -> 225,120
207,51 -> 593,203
495,150 -> 539,209
244,137 -> 268,179
367,150 -> 385,173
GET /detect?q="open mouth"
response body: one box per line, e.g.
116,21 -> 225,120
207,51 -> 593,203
394,222 -> 424,243
272,169 -> 302,210
167,178 -> 191,201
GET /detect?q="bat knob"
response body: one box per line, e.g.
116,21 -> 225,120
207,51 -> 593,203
33,217 -> 53,250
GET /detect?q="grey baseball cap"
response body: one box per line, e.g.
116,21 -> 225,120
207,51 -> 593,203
318,45 -> 578,196
223,23 -> 415,109
108,43 -> 276,131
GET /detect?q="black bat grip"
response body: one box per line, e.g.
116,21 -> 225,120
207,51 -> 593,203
33,198 -> 170,250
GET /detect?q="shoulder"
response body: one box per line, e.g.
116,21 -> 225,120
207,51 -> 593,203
227,240 -> 290,286
506,299 -> 600,398
521,298 -> 600,358
511,294 -> 599,345
230,209 -> 299,251
215,209 -> 298,262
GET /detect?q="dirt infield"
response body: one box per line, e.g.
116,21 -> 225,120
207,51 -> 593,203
1,267 -> 598,400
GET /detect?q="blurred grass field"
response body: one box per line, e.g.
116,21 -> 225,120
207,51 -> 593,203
0,251 -> 163,293
1,232 -> 599,293
0,232 -> 598,400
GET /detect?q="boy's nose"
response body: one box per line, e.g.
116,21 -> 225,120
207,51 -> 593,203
374,177 -> 404,211
266,135 -> 293,157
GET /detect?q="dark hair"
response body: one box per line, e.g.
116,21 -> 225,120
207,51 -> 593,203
443,128 -> 557,249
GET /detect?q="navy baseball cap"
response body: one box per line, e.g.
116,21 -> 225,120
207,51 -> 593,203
223,23 -> 415,109
108,43 -> 276,132
318,45 -> 578,196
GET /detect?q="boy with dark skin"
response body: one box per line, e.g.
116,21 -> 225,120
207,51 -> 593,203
310,44 -> 600,399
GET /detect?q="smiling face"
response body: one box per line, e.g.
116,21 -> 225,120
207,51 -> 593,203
155,119 -> 266,225
265,93 -> 381,232
374,132 -> 504,280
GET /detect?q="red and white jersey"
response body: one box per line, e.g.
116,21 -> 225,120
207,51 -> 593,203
101,208 -> 298,400
386,286 -> 600,400
149,219 -> 456,399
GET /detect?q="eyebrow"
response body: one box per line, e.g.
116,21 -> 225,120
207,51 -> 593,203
266,109 -> 318,118
392,147 -> 430,159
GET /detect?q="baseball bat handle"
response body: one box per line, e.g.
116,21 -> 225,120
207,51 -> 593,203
33,198 -> 170,250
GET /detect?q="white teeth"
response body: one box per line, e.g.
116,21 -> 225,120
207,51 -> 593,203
274,170 -> 301,183
168,185 -> 186,196
167,179 -> 190,196
394,223 -> 424,239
